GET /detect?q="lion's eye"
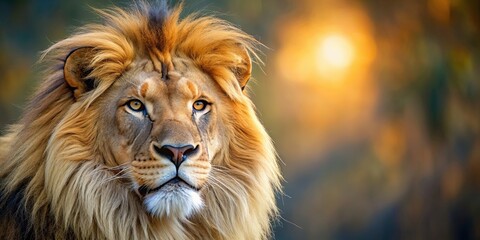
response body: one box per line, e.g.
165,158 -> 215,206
127,99 -> 145,112
193,100 -> 209,112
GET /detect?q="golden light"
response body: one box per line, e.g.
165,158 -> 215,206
272,3 -> 378,166
274,3 -> 376,85
317,34 -> 355,70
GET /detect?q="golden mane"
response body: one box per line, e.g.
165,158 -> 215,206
0,1 -> 281,239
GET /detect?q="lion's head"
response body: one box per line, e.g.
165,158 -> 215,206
0,1 -> 281,239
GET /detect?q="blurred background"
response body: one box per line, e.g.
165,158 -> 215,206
1,0 -> 479,239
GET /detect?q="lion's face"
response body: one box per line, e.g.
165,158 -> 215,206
97,57 -> 225,218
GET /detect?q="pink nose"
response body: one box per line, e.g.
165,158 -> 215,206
155,144 -> 197,168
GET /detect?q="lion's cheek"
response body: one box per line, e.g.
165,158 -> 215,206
110,138 -> 134,165
204,125 -> 222,161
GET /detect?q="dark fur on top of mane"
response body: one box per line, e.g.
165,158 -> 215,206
144,0 -> 169,52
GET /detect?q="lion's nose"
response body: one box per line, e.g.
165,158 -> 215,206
155,144 -> 198,168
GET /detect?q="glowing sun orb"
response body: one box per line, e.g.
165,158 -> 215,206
317,34 -> 355,70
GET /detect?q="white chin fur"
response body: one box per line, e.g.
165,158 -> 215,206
144,186 -> 203,219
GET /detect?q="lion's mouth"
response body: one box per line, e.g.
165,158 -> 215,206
137,177 -> 198,196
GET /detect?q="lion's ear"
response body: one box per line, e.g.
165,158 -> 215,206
64,47 -> 96,99
233,47 -> 252,91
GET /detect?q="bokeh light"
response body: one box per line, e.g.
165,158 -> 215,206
316,34 -> 355,77
274,2 -> 375,86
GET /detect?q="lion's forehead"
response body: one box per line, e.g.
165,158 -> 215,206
136,70 -> 201,104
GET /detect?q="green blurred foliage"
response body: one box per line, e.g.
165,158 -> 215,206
1,0 -> 479,239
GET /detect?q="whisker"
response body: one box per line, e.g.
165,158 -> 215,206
89,163 -> 133,186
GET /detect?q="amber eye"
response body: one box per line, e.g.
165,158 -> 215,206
127,99 -> 145,112
193,100 -> 208,112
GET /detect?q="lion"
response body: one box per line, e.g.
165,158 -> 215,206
0,1 -> 281,239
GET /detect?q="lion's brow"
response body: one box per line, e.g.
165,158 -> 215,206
140,82 -> 149,98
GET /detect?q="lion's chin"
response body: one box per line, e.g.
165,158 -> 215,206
143,182 -> 204,219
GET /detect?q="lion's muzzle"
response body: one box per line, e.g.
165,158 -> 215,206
135,143 -> 201,196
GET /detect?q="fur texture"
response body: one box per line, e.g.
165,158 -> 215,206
0,1 -> 281,240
